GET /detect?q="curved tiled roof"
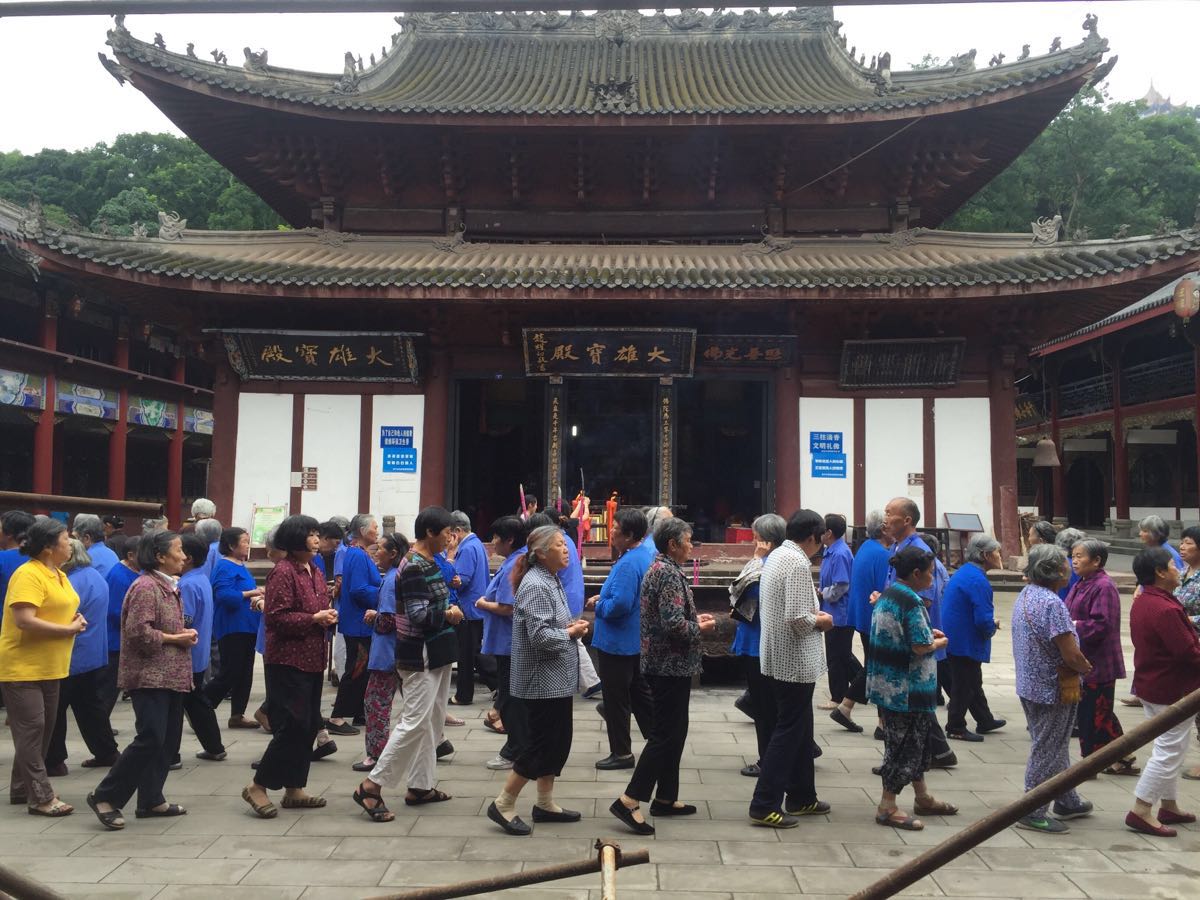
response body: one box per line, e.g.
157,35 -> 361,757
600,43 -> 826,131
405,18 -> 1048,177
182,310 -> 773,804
6,201 -> 1196,296
105,8 -> 1110,119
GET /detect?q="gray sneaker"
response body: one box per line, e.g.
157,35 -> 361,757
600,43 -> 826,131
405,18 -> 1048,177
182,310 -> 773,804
1016,814 -> 1070,833
485,755 -> 514,770
1052,800 -> 1093,820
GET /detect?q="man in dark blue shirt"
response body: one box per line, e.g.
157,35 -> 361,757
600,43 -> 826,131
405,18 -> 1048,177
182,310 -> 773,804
449,511 -> 493,705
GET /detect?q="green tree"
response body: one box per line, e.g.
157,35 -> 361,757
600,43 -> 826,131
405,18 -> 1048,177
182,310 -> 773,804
90,186 -> 160,235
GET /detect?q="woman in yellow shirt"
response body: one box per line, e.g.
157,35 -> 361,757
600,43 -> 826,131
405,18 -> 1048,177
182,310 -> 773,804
0,517 -> 87,816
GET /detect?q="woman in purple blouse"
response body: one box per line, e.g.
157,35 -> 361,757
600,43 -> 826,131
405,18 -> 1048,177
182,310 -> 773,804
1065,539 -> 1138,776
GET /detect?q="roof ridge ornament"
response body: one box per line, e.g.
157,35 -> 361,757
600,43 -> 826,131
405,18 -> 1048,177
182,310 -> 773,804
332,51 -> 360,94
243,47 -> 269,73
157,211 -> 187,242
1031,214 -> 1063,245
744,229 -> 796,256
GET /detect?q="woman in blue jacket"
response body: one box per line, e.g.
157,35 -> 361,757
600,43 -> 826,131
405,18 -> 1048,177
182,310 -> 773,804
202,528 -> 263,729
941,533 -> 1006,741
355,534 -> 408,772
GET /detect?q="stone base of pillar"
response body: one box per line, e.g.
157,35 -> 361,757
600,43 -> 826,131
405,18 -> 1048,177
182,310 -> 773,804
1168,519 -> 1184,539
1112,518 -> 1133,538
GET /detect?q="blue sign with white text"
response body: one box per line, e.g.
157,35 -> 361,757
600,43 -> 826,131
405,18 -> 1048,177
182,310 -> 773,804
809,431 -> 843,454
382,447 -> 418,473
812,453 -> 847,479
380,426 -> 414,448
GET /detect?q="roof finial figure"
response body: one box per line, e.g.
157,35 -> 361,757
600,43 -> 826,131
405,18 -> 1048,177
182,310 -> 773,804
243,47 -> 269,72
370,53 -> 376,67
357,55 -> 364,72
949,49 -> 977,72
153,33 -> 166,51
112,14 -> 127,33
1083,14 -> 1099,37
1031,214 -> 1063,245
210,49 -> 227,65
157,211 -> 187,241
989,53 -> 1005,67
1049,36 -> 1062,52
1018,44 -> 1030,61
186,43 -> 197,59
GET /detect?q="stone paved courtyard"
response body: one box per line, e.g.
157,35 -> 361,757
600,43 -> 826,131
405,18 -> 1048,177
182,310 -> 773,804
2,588 -> 1198,900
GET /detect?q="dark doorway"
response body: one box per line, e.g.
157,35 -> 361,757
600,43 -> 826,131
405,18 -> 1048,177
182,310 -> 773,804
675,379 -> 767,543
453,378 -> 545,533
60,420 -> 111,500
0,413 -> 34,492
563,380 -> 655,507
1067,457 -> 1106,528
125,429 -> 169,504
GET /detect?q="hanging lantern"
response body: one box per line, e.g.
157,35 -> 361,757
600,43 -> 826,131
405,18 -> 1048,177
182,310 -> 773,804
1174,277 -> 1200,323
1032,438 -> 1061,468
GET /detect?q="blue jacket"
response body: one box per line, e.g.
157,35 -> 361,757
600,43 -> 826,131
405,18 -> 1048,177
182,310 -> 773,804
368,567 -> 400,672
560,535 -> 585,618
201,541 -> 220,580
0,547 -> 24,629
105,561 -> 139,653
481,549 -> 525,656
87,542 -> 120,579
180,568 -> 214,673
592,538 -> 656,656
339,546 -> 381,638
67,566 -> 109,675
885,533 -> 947,660
453,533 -> 490,621
848,539 -> 890,635
211,558 -> 261,639
819,537 -> 854,627
940,561 -> 997,663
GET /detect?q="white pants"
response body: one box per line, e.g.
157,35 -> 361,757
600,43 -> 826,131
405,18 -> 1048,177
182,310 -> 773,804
369,662 -> 451,792
333,633 -> 346,674
576,638 -> 599,693
1133,701 -> 1197,805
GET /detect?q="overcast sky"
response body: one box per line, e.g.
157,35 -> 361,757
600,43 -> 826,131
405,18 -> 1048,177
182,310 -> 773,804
1,2 -> 1195,154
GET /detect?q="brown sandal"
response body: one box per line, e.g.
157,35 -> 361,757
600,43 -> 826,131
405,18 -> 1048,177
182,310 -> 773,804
1103,758 -> 1141,777
876,808 -> 924,830
913,796 -> 959,816
405,788 -> 452,806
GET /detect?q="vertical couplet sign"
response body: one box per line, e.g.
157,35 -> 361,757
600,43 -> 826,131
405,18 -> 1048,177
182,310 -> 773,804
810,430 -> 847,479
381,426 -> 418,473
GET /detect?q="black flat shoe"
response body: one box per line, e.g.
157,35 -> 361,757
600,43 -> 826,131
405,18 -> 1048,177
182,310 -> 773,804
595,754 -> 635,770
740,763 -> 761,777
873,726 -> 885,741
195,750 -> 227,762
650,800 -> 697,817
487,801 -> 532,835
531,806 -> 581,823
977,719 -> 1007,734
325,720 -> 360,736
609,799 -> 655,835
946,729 -> 983,743
829,708 -> 864,733
311,741 -> 338,761
135,803 -> 187,818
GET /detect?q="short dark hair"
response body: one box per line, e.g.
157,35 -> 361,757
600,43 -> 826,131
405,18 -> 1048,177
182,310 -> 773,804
1029,520 -> 1057,544
785,509 -> 825,544
654,517 -> 692,555
526,512 -> 556,530
1181,525 -> 1200,547
102,514 -> 125,530
20,517 -> 67,558
614,507 -> 648,543
275,515 -> 321,554
525,494 -> 538,507
138,530 -> 179,572
1074,538 -> 1110,568
1132,546 -> 1174,587
180,534 -> 210,569
490,515 -> 528,549
1,510 -> 35,540
823,513 -> 847,540
890,547 -> 934,580
413,506 -> 453,542
219,527 -> 247,557
120,535 -> 141,561
377,532 -> 410,564
318,520 -> 345,542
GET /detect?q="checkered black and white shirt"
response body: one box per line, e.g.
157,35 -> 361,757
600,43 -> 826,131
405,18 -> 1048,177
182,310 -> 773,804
510,565 -> 579,700
758,541 -> 826,684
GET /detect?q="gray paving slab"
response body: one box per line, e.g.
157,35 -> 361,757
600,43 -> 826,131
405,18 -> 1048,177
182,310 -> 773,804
1065,872 -> 1196,899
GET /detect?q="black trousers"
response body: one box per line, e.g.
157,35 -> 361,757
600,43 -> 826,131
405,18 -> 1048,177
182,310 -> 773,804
937,658 -> 954,705
824,626 -> 863,705
845,632 -> 871,706
102,651 -> 122,715
625,674 -> 690,804
94,688 -> 184,811
751,679 -> 816,813
47,667 -> 118,767
255,665 -> 323,791
595,649 -> 654,758
453,618 -> 485,704
495,655 -> 530,762
330,635 -> 371,720
203,632 -> 256,717
512,696 -> 573,780
740,655 -> 777,763
946,656 -> 996,733
183,671 -> 226,755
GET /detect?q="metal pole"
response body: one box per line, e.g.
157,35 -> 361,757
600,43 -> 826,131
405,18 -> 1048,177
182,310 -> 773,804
850,686 -> 1200,900
598,840 -> 620,900
366,843 -> 649,900
0,490 -> 163,517
0,0 -> 1121,17
0,866 -> 70,900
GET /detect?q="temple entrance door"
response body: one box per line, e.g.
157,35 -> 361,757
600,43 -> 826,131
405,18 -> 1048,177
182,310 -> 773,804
562,380 -> 656,509
674,378 -> 768,543
1066,457 -> 1106,528
451,378 -> 545,531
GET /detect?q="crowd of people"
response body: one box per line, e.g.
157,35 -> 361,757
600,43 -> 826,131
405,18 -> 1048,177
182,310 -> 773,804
0,498 -> 1197,839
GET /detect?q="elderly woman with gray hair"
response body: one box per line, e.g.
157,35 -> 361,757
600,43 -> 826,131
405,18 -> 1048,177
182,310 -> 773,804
1139,516 -> 1183,571
940,534 -> 1006,741
1011,544 -> 1094,834
1053,528 -> 1086,601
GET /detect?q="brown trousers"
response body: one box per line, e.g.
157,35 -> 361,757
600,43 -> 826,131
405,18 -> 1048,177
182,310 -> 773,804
1,680 -> 60,805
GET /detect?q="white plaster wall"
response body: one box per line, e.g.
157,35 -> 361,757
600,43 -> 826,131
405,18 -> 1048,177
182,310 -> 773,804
865,398 -> 924,518
231,393 -> 294,537
370,395 -> 425,537
798,397 -> 854,517
934,397 -> 994,534
301,395 -> 361,523
1131,507 -> 1184,522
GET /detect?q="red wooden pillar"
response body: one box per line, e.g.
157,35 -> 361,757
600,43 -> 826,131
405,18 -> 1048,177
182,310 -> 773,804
32,297 -> 58,495
1111,356 -> 1130,521
420,348 -> 450,509
989,346 -> 1021,558
1048,385 -> 1066,520
166,352 -> 186,528
209,347 -> 240,524
108,321 -> 130,500
773,366 -> 800,513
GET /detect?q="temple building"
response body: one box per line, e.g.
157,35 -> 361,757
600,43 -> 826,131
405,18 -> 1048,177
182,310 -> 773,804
2,7 -> 1199,553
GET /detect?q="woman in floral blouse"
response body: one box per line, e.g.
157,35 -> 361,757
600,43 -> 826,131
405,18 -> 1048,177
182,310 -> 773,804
1174,526 -> 1200,781
611,517 -> 715,835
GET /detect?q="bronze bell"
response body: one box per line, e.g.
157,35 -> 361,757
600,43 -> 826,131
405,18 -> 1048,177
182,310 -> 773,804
1032,438 -> 1061,468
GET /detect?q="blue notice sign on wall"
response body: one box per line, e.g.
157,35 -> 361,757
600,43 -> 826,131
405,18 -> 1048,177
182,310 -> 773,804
812,453 -> 847,479
809,431 -> 843,454
380,426 -> 414,448
382,447 -> 418,473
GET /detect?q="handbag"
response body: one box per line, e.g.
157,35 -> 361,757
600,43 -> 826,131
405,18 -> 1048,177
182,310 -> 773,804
729,561 -> 763,625
424,627 -> 458,670
1020,593 -> 1082,704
